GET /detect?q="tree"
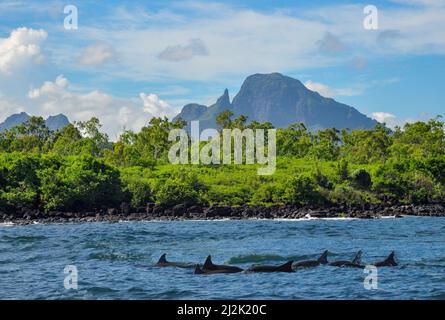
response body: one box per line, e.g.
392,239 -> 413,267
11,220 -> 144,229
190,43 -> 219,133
276,123 -> 312,157
39,156 -> 124,211
51,124 -> 83,156
0,153 -> 41,209
351,169 -> 372,189
390,117 -> 445,160
216,110 -> 234,130
133,117 -> 186,163
309,128 -> 341,161
154,171 -> 205,205
282,174 -> 320,205
75,117 -> 111,157
336,159 -> 349,183
341,123 -> 392,164
3,117 -> 51,153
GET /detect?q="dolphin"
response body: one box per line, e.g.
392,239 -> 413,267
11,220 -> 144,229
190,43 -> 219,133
194,264 -> 242,275
247,261 -> 294,273
202,255 -> 244,273
329,250 -> 363,268
373,251 -> 398,267
154,254 -> 194,268
293,250 -> 329,269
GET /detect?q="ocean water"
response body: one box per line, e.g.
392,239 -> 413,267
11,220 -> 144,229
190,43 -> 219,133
0,216 -> 444,300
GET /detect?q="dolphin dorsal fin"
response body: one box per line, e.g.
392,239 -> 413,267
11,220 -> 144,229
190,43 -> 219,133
203,255 -> 214,269
352,250 -> 363,265
194,264 -> 204,275
318,250 -> 329,264
158,253 -> 168,264
385,251 -> 397,266
277,261 -> 294,272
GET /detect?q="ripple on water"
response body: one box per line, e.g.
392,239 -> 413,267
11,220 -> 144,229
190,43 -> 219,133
88,251 -> 147,262
1,235 -> 48,243
1,216 -> 444,299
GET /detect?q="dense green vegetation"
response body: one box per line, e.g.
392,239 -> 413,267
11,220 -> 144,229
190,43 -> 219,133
0,113 -> 444,213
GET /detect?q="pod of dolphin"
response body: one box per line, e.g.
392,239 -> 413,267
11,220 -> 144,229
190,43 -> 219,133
155,250 -> 398,274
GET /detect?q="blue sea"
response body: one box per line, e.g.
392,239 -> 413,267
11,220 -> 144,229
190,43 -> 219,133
1,216 -> 444,300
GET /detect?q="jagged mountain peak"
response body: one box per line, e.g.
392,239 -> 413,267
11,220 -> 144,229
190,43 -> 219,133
175,73 -> 376,130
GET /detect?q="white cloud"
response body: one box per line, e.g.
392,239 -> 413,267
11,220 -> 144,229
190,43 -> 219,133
304,77 -> 400,98
0,27 -> 47,74
0,96 -> 24,123
158,38 -> 209,62
66,8 -> 327,81
28,74 -> 68,98
304,80 -> 336,97
140,93 -> 177,118
371,112 -> 397,123
370,111 -> 426,128
304,80 -> 364,98
2,3 -> 445,84
52,2 -> 442,84
26,75 -> 179,139
78,43 -> 114,65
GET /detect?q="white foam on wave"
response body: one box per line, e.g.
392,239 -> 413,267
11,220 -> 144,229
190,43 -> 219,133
272,217 -> 357,221
0,222 -> 15,227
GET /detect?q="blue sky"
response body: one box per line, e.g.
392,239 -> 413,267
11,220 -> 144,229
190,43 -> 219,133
0,0 -> 444,138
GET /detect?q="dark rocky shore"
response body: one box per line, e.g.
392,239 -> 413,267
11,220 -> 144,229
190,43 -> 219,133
1,202 -> 445,225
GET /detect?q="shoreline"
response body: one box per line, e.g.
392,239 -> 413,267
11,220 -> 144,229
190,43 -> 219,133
1,203 -> 444,225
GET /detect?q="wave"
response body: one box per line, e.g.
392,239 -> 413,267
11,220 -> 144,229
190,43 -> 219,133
227,254 -> 287,264
273,216 -> 357,221
1,235 -> 48,242
87,286 -> 119,295
0,222 -> 15,227
431,292 -> 445,300
88,251 -> 146,262
226,253 -> 326,265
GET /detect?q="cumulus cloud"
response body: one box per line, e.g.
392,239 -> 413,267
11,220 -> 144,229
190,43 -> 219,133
158,38 -> 209,62
371,112 -> 397,123
0,27 -> 47,74
27,75 -> 178,139
370,111 -> 421,128
140,93 -> 177,118
78,42 -> 114,65
28,74 -> 68,98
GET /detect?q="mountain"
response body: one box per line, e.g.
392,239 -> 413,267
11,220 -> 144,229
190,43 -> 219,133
0,112 -> 30,131
45,114 -> 70,131
174,73 -> 377,130
0,113 -> 70,132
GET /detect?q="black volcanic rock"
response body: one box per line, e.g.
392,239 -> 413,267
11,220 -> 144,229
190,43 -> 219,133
175,73 -> 377,130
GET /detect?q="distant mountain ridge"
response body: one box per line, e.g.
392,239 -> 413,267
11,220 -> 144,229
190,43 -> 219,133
0,112 -> 70,131
175,73 -> 377,130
